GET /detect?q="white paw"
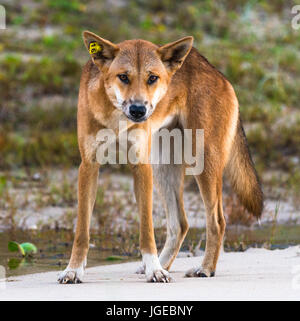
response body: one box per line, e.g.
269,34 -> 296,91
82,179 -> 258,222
143,253 -> 173,283
58,260 -> 86,284
146,269 -> 172,283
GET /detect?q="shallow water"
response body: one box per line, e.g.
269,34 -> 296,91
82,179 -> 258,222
187,223 -> 300,251
1,223 -> 300,277
0,229 -> 137,278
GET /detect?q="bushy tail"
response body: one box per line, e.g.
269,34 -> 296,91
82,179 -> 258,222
225,116 -> 263,217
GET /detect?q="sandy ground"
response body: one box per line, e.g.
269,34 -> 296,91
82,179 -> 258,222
1,170 -> 299,232
1,246 -> 300,301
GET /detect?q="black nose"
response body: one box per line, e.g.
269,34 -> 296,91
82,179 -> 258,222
129,105 -> 146,120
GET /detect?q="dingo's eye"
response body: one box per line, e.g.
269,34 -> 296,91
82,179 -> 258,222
118,74 -> 129,84
147,75 -> 158,85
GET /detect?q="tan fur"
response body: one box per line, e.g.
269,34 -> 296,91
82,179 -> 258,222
58,31 -> 263,284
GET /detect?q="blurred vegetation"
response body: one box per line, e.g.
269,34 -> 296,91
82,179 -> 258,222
0,0 -> 299,194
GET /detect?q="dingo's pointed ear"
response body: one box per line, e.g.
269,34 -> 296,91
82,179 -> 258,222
157,36 -> 193,73
83,31 -> 119,70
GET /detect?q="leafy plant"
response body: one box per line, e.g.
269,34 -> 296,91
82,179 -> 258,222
8,241 -> 38,257
105,256 -> 125,261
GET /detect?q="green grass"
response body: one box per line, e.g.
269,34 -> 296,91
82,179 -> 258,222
0,0 -> 299,194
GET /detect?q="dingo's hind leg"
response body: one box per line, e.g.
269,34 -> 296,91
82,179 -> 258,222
153,164 -> 188,270
135,163 -> 188,274
155,164 -> 188,271
186,169 -> 225,278
155,163 -> 188,270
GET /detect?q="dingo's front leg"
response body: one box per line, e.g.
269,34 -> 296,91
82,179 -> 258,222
131,164 -> 171,283
58,162 -> 99,284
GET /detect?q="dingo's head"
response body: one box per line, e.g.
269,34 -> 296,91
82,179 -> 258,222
83,31 -> 193,123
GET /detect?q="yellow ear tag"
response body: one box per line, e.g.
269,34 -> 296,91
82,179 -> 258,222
89,41 -> 102,55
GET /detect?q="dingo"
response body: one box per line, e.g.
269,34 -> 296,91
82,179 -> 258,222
58,31 -> 263,283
